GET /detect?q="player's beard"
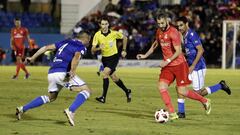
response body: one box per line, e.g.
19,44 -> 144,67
160,25 -> 168,32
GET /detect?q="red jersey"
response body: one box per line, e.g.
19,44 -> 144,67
156,25 -> 186,66
11,27 -> 29,49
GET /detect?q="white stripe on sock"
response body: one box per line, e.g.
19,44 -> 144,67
41,95 -> 50,103
205,87 -> 211,94
80,90 -> 90,99
177,98 -> 185,103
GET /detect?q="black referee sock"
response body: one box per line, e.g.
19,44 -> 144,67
102,78 -> 109,97
115,79 -> 128,93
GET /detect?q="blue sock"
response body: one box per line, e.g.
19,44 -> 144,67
207,83 -> 221,94
69,90 -> 90,113
99,64 -> 104,72
177,99 -> 185,113
23,95 -> 50,112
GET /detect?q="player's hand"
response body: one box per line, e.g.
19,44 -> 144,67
159,60 -> 169,68
99,44 -> 105,49
121,50 -> 127,58
24,57 -> 34,64
68,71 -> 76,79
189,65 -> 194,74
136,54 -> 146,60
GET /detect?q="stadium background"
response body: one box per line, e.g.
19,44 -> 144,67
0,0 -> 239,68
0,1 -> 240,135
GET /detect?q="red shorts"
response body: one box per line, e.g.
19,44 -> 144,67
159,62 -> 191,86
14,48 -> 25,57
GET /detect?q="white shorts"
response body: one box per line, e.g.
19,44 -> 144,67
48,72 -> 85,92
188,68 -> 206,91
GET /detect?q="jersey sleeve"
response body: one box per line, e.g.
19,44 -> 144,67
92,33 -> 99,46
170,28 -> 181,46
76,44 -> 87,56
190,31 -> 202,47
114,31 -> 124,39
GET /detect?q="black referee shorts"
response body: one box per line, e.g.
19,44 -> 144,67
102,54 -> 119,75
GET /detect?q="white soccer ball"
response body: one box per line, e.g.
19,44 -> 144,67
154,109 -> 169,123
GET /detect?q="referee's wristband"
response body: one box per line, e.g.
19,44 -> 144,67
166,59 -> 171,63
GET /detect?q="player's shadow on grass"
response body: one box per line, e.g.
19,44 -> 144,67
5,114 -> 67,126
95,108 -> 153,119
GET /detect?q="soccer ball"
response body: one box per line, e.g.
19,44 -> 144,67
154,109 -> 169,123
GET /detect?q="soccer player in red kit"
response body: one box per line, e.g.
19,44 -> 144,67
137,13 -> 211,120
11,18 -> 30,79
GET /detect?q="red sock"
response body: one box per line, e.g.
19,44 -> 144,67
15,63 -> 21,76
20,63 -> 29,74
186,90 -> 207,103
160,89 -> 175,113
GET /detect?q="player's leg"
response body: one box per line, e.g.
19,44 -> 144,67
16,73 -> 63,120
95,67 -> 111,103
176,86 -> 185,118
176,70 -> 201,118
175,63 -> 211,115
19,49 -> 30,78
12,54 -> 21,79
97,54 -> 104,76
192,69 -> 231,96
63,75 -> 91,126
110,72 -> 131,102
204,80 -> 231,96
158,68 -> 178,120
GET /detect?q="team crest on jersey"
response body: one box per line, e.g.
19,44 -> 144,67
164,34 -> 168,39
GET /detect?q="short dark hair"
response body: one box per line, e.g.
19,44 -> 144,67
99,15 -> 110,23
75,30 -> 90,39
176,16 -> 188,24
156,13 -> 169,20
14,17 -> 20,21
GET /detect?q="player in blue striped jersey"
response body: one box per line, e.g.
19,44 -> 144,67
176,16 -> 231,118
16,31 -> 91,126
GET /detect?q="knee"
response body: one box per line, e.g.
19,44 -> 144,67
111,77 -> 119,82
49,97 -> 57,102
102,72 -> 109,78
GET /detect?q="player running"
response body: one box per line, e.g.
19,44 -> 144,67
11,18 -> 30,79
16,31 -> 91,126
176,16 -> 231,118
137,13 -> 211,120
91,16 -> 131,103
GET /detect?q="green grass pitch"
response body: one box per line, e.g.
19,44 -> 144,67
0,66 -> 240,135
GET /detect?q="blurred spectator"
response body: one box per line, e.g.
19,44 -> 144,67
0,0 -> 7,12
104,0 -> 117,14
51,0 -> 57,17
0,48 -> 6,64
21,0 -> 31,13
72,0 -> 240,64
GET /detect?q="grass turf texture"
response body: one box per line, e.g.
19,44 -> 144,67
0,66 -> 239,135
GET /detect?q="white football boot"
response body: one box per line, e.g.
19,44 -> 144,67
64,108 -> 75,126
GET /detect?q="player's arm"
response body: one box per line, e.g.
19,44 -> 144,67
10,29 -> 15,50
136,40 -> 158,59
25,28 -> 31,48
91,44 -> 102,54
69,52 -> 81,78
189,44 -> 204,72
121,35 -> 128,58
25,44 -> 56,63
160,30 -> 182,67
91,33 -> 101,54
